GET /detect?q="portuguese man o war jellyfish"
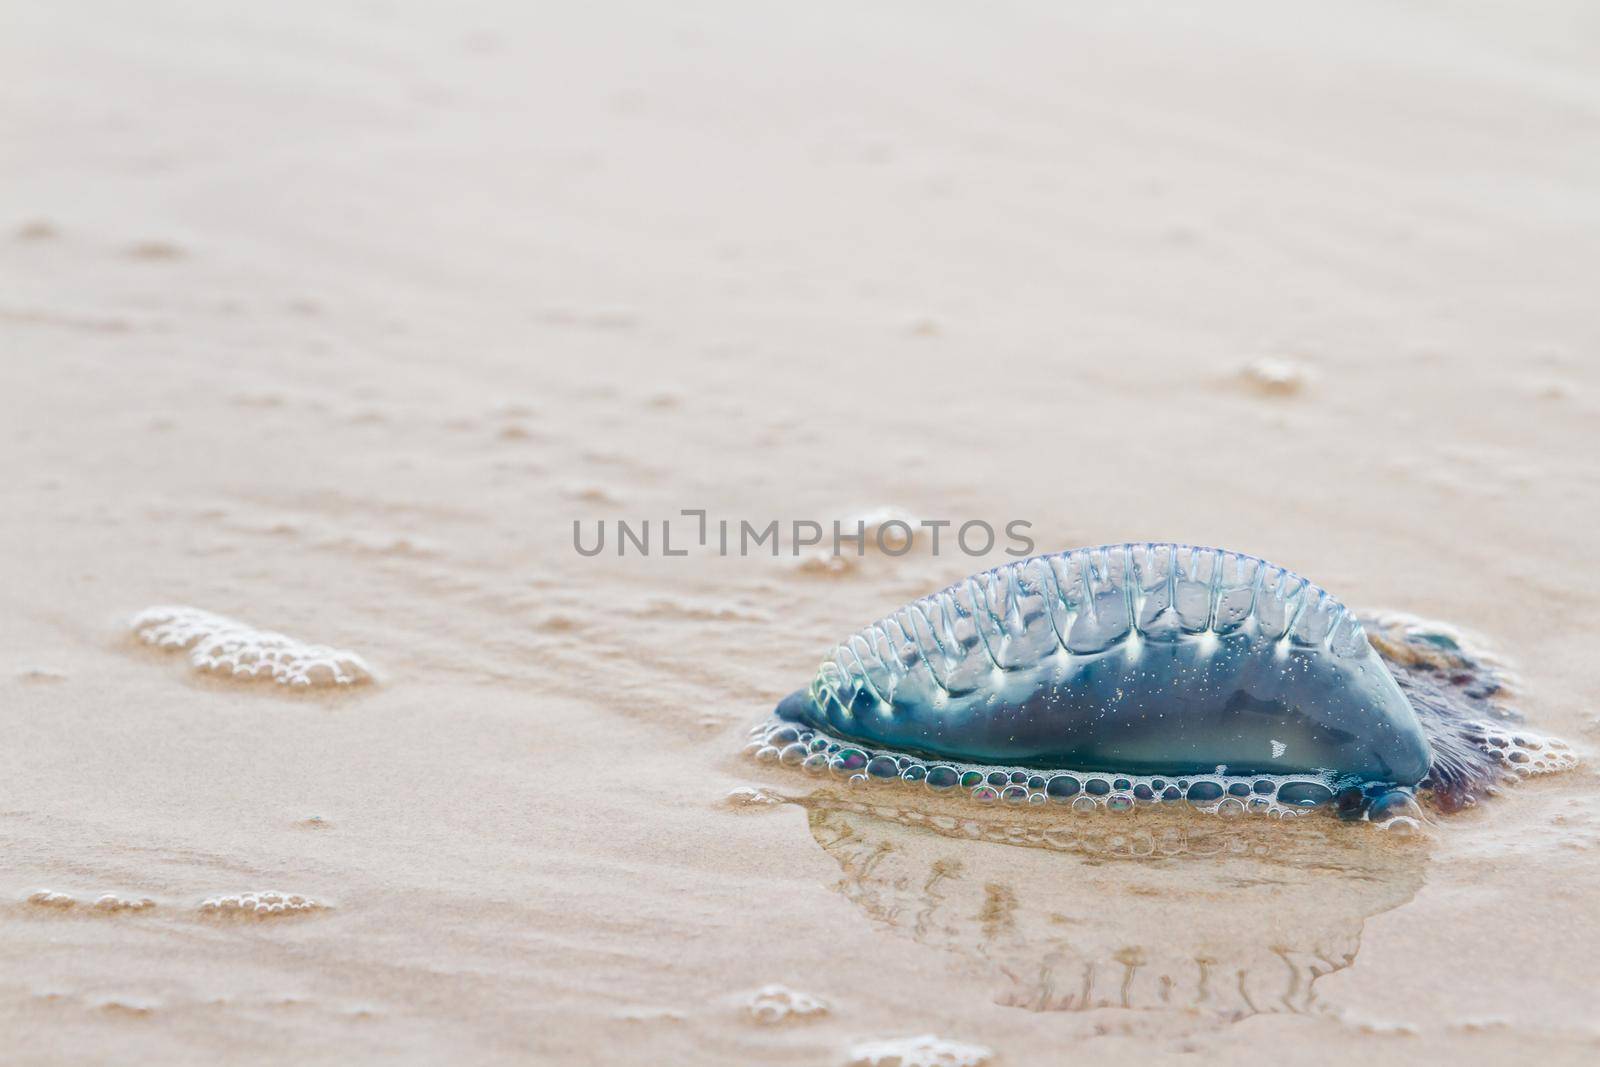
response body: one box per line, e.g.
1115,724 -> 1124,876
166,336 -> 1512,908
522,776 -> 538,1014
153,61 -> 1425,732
747,543 -> 1576,828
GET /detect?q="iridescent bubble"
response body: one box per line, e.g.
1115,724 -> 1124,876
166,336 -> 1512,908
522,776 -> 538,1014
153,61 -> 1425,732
830,749 -> 868,776
1277,782 -> 1334,808
1368,790 -> 1424,826
865,755 -> 900,780
1046,774 -> 1081,801
1217,797 -> 1246,819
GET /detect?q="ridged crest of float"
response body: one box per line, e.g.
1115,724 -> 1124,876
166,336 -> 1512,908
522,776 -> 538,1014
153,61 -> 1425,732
812,543 -> 1363,711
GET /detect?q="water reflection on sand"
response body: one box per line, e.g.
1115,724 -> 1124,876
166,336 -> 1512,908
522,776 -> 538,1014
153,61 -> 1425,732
797,789 -> 1427,1018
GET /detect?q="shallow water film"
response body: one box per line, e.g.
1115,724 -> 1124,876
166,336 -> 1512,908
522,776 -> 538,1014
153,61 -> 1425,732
7,1 -> 1600,1064
800,790 -> 1428,1017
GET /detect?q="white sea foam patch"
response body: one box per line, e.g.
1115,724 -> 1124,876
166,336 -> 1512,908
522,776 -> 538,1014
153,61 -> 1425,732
24,889 -> 154,914
130,606 -> 374,687
847,1035 -> 992,1067
741,984 -> 828,1024
198,891 -> 328,917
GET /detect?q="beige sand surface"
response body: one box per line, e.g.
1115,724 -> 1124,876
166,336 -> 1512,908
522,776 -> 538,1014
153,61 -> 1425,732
5,1 -> 1600,1063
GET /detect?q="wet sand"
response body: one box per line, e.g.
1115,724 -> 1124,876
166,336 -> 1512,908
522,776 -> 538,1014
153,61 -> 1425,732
4,2 -> 1600,1063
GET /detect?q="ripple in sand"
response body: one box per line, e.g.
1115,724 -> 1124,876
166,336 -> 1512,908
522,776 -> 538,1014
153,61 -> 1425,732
15,220 -> 58,241
723,787 -> 784,810
130,606 -> 373,687
850,507 -> 920,554
789,507 -> 923,578
123,239 -> 186,261
92,996 -> 159,1016
791,551 -> 858,577
1239,357 -> 1310,396
847,1034 -> 992,1067
198,891 -> 328,917
612,1006 -> 687,1024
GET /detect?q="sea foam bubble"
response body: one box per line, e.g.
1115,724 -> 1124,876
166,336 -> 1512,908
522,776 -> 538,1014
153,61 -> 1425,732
94,894 -> 156,912
741,984 -> 829,1024
847,1034 -> 992,1067
197,891 -> 327,917
130,606 -> 373,687
24,890 -> 156,912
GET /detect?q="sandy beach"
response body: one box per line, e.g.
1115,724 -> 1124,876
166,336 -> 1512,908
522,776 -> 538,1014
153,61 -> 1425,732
5,1 -> 1600,1063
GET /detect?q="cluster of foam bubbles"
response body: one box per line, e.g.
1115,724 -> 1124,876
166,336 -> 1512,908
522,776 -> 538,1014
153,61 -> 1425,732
846,1034 -> 992,1067
93,893 -> 156,912
198,891 -> 326,917
1477,725 -> 1578,778
741,984 -> 829,1025
24,890 -> 156,911
744,718 -> 1395,822
1362,610 -> 1579,810
131,606 -> 373,687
